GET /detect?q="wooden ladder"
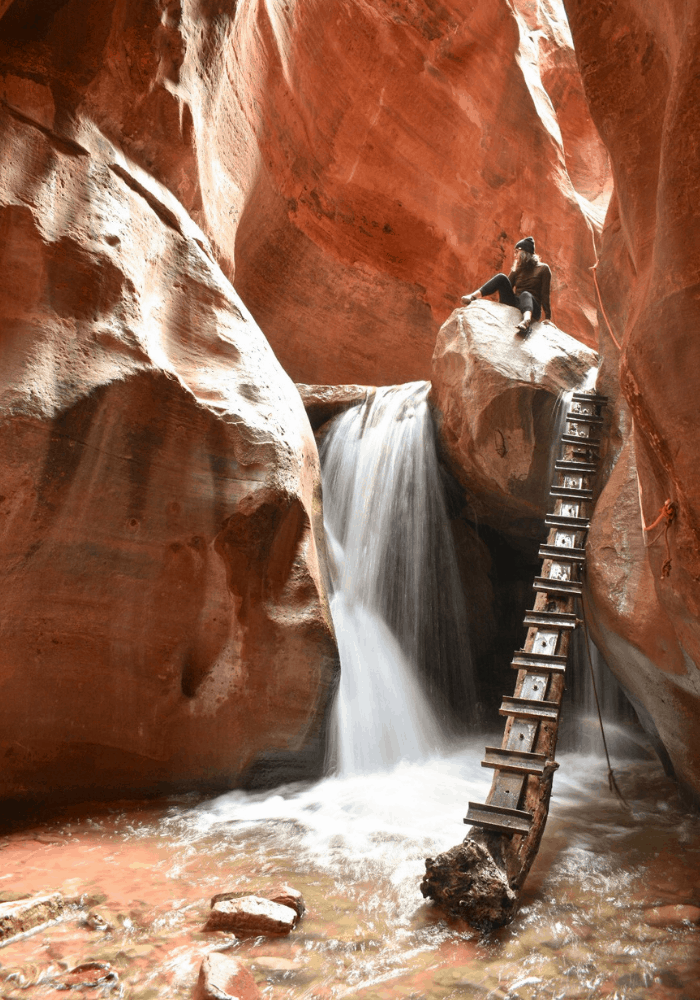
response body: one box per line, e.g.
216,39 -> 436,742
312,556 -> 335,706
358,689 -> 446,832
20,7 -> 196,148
465,390 -> 608,839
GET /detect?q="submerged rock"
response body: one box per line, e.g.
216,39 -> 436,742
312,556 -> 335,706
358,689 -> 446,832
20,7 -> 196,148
57,963 -> 118,990
195,953 -> 260,1000
430,301 -> 598,538
644,905 -> 700,927
205,896 -> 298,936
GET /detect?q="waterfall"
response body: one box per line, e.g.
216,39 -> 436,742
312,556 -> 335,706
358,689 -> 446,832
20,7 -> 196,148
320,381 -> 476,776
568,628 -> 635,722
544,387 -> 573,490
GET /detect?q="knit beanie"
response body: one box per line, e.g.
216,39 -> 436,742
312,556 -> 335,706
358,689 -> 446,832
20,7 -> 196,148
515,236 -> 536,255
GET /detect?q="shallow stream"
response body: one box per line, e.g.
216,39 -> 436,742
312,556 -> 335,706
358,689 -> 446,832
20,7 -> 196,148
2,746 -> 699,1000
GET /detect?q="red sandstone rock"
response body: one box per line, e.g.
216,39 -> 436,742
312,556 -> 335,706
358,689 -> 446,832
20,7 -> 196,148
586,435 -> 700,794
210,884 -> 304,920
296,384 -> 376,431
0,103 -> 337,804
195,953 -> 260,1000
231,0 -> 605,379
205,896 -> 298,936
265,884 -> 305,919
564,0 -> 700,795
430,300 -> 597,537
0,0 -> 605,391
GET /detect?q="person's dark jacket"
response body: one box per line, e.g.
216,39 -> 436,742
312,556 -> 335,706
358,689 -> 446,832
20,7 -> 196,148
508,261 -> 552,320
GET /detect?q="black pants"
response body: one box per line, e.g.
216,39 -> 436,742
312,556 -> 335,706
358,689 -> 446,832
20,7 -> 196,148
479,273 -> 542,321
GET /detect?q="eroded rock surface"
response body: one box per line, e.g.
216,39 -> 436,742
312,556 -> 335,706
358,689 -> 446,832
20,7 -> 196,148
564,0 -> 700,796
0,0 -> 607,391
0,105 -> 338,805
430,300 -> 597,538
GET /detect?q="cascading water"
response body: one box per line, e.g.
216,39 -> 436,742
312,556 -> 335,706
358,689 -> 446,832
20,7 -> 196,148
320,381 -> 476,776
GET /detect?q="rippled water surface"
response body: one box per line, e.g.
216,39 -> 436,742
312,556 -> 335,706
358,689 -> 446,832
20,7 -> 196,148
2,744 -> 699,1000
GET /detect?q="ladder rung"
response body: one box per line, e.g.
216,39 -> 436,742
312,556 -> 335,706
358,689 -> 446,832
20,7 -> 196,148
555,460 -> 598,474
482,747 -> 548,776
561,434 -> 600,448
550,486 -> 594,500
566,411 -> 604,424
545,514 -> 589,530
533,577 -> 583,597
464,802 -> 533,836
572,392 -> 608,405
523,610 -> 577,629
500,696 -> 561,722
539,544 -> 586,562
511,651 -> 567,673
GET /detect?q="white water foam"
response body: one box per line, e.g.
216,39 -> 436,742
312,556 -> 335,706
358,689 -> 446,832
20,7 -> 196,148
320,382 -> 476,776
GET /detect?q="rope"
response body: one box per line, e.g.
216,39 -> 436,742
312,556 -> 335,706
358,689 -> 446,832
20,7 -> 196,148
590,246 -> 622,351
578,594 -> 630,810
642,498 -> 676,578
643,498 -> 676,534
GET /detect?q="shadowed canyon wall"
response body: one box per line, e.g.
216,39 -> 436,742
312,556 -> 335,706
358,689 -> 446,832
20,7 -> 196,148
563,0 -> 700,797
0,103 -> 338,804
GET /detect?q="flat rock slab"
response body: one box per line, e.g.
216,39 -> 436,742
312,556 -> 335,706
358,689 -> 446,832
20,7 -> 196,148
0,893 -> 64,943
205,896 -> 297,936
212,885 -> 305,922
296,384 -> 375,430
195,953 -> 260,1000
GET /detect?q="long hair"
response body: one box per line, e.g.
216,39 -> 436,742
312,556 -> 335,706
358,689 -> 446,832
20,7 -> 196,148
517,249 -> 540,267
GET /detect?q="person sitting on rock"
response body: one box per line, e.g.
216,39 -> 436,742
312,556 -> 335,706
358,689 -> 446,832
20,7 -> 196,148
461,236 -> 552,334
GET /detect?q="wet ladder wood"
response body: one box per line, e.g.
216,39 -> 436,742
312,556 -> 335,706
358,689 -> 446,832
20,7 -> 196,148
465,390 -> 608,840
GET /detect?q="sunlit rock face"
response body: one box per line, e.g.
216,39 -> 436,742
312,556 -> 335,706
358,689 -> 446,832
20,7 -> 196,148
0,107 -> 338,805
564,1 -> 700,796
430,300 -> 597,538
0,0 -> 608,389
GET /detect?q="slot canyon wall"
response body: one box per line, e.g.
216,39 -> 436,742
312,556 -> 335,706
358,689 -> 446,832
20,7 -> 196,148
562,0 -> 700,799
1,0 -> 699,804
0,0 -> 610,804
0,91 -> 339,805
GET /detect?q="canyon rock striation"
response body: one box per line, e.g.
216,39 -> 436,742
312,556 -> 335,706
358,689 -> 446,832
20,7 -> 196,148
0,104 -> 338,805
0,0 -> 608,390
564,0 -> 700,796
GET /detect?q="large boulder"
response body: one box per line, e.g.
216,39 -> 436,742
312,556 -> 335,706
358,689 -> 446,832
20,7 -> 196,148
430,300 -> 598,538
564,0 -> 700,795
0,105 -> 338,805
0,0 -> 607,389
